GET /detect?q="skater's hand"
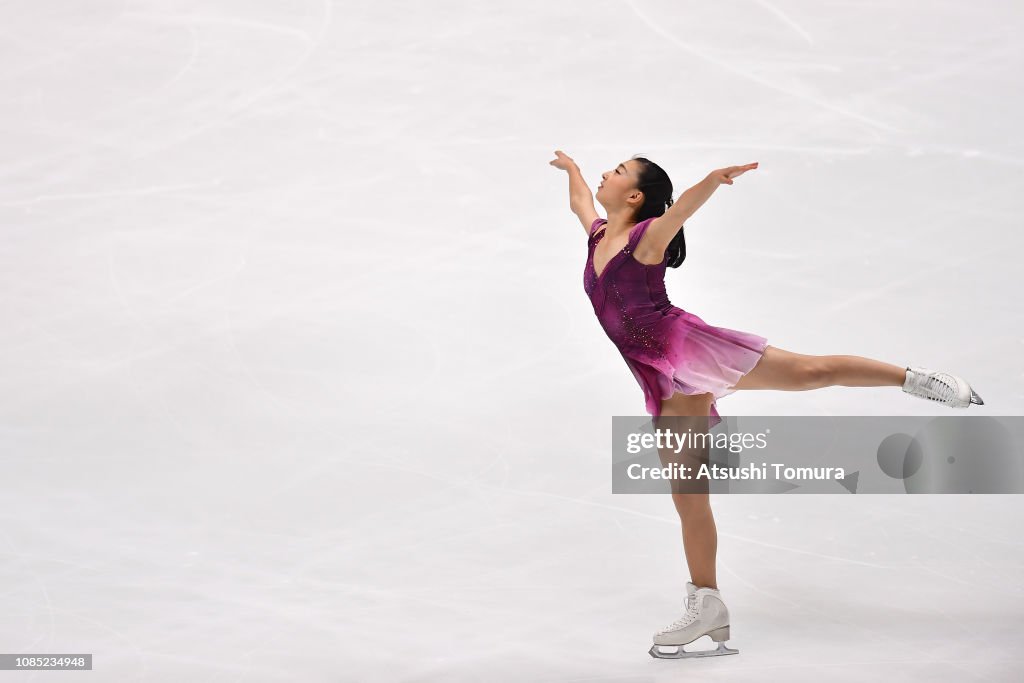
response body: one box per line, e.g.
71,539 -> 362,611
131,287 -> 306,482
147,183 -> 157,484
710,162 -> 758,185
549,150 -> 579,172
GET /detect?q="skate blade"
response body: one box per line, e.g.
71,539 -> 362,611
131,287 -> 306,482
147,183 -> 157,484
649,642 -> 739,659
970,390 -> 984,406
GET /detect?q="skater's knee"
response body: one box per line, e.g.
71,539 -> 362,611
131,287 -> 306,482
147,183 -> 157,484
671,492 -> 712,520
803,358 -> 832,389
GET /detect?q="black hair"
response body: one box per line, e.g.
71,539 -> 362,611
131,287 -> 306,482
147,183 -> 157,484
631,154 -> 686,268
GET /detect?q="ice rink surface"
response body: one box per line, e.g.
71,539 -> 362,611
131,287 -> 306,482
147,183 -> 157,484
2,1 -> 1023,680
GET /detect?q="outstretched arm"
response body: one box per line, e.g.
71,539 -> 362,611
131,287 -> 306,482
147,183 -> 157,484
549,150 -> 599,235
645,163 -> 758,252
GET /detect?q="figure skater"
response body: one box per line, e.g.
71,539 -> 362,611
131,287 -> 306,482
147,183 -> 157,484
548,150 -> 984,659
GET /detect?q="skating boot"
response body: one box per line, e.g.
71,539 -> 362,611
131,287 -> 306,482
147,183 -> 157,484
902,366 -> 984,408
649,583 -> 739,659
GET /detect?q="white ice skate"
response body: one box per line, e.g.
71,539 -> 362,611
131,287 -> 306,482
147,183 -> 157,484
649,582 -> 739,659
902,366 -> 984,408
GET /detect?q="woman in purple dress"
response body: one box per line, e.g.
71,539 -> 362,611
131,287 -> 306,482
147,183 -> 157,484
549,150 -> 984,658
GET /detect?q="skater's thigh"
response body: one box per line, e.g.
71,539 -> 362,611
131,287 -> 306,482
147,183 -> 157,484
656,392 -> 714,498
731,345 -> 821,391
659,390 -> 714,417
656,392 -> 714,464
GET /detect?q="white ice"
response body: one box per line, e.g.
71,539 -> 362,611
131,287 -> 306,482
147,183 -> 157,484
1,1 -> 1023,681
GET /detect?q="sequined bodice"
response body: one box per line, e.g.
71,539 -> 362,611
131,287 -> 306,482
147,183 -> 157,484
584,218 -> 674,356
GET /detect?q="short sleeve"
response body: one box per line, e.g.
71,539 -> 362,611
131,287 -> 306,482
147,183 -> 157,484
589,217 -> 607,237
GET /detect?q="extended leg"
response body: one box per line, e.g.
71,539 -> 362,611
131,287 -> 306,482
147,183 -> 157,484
732,345 -> 905,391
734,346 -> 984,407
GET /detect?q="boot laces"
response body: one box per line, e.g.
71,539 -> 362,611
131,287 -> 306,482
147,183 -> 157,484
659,593 -> 699,633
922,373 -> 955,402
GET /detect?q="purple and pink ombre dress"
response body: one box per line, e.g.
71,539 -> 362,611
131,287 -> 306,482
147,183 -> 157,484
584,217 -> 769,429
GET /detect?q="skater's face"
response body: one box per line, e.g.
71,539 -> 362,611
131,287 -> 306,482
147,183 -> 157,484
597,160 -> 644,214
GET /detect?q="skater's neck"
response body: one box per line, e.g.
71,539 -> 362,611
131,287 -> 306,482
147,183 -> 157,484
603,209 -> 636,235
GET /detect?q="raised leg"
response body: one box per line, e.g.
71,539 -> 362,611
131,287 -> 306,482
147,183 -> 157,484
732,345 -> 906,391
